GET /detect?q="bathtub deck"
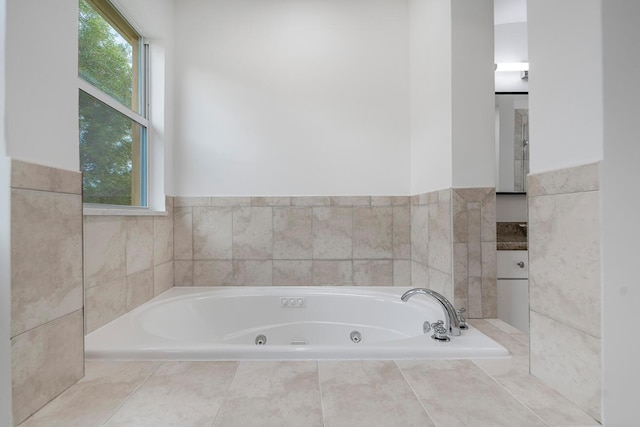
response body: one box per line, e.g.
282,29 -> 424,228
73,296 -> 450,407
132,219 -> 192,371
17,320 -> 600,427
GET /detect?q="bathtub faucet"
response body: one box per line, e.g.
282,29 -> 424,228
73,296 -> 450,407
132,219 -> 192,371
400,288 -> 462,337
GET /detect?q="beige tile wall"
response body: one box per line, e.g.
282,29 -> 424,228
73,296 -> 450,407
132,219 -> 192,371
83,197 -> 174,333
452,188 -> 497,318
528,162 -> 601,421
410,188 -> 497,319
10,160 -> 84,425
410,189 -> 454,302
173,196 -> 411,287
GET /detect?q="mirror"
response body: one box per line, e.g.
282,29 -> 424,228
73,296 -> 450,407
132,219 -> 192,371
495,93 -> 529,193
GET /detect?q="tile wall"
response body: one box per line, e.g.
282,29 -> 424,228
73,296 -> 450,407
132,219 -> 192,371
173,196 -> 412,287
410,189 -> 453,302
10,160 -> 84,425
528,163 -> 601,421
83,197 -> 174,333
452,188 -> 497,318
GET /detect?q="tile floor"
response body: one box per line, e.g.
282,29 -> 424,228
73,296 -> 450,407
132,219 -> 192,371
18,320 -> 600,427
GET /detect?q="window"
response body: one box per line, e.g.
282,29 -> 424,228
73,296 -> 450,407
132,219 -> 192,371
78,0 -> 148,206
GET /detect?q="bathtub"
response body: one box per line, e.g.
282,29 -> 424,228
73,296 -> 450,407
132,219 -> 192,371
85,287 -> 509,361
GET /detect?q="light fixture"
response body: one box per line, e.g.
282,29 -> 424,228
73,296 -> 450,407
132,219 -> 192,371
494,62 -> 529,72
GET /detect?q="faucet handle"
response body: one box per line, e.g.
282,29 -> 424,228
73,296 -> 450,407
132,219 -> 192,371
430,320 -> 450,342
456,308 -> 469,330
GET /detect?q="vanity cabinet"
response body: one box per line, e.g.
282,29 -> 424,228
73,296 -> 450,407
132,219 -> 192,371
497,250 -> 529,334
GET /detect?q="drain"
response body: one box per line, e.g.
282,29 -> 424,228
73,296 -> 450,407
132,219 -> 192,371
350,330 -> 363,344
255,334 -> 267,345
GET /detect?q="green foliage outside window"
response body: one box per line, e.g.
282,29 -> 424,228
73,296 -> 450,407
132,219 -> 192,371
79,0 -> 141,206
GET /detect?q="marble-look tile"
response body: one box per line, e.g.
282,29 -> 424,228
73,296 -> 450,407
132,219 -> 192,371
393,260 -> 411,286
106,362 -> 238,427
18,361 -> 159,427
11,189 -> 83,336
485,318 -> 528,345
83,217 -> 126,289
12,310 -> 84,425
210,197 -> 251,207
330,196 -> 370,206
529,191 -> 600,336
153,214 -> 173,266
452,191 -> 468,243
291,196 -> 331,206
468,277 -> 483,319
312,261 -> 353,286
453,243 -> 468,298
353,260 -> 393,286
251,197 -> 291,207
153,261 -> 173,296
174,197 -> 210,207
427,202 -> 451,273
393,206 -> 411,258
319,361 -> 434,427
530,311 -> 601,420
527,162 -> 599,197
353,207 -> 393,259
398,359 -> 545,427
410,205 -> 428,265
193,207 -> 233,260
233,207 -> 273,259
438,188 -> 451,203
410,194 -> 420,206
453,187 -> 493,202
85,278 -> 127,333
213,362 -> 322,427
125,217 -> 154,275
470,319 -> 530,376
481,242 -> 497,318
273,207 -> 313,259
468,241 -> 482,277
312,207 -> 352,259
481,190 -> 497,242
371,196 -> 410,206
126,268 -> 154,311
174,260 -> 193,286
427,268 -> 453,302
173,207 -> 193,260
232,260 -> 272,286
410,261 -> 428,287
11,159 -> 81,194
273,260 -> 313,286
193,260 -> 233,286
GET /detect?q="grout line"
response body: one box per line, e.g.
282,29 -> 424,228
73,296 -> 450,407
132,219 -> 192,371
394,360 -> 439,427
471,360 -> 551,426
209,361 -> 241,427
101,361 -> 163,425
316,360 -> 327,427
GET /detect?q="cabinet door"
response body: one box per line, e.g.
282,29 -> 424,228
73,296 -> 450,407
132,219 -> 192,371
497,279 -> 529,334
497,250 -> 528,279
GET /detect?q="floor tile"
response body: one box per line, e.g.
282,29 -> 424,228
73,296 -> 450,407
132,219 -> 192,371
212,361 -> 322,427
18,361 -> 159,427
397,359 -> 545,427
319,360 -> 435,427
105,362 -> 238,427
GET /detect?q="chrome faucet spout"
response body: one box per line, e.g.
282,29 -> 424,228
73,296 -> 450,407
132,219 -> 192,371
401,288 -> 462,336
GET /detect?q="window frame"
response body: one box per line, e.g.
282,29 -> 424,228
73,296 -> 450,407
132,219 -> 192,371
78,0 -> 151,208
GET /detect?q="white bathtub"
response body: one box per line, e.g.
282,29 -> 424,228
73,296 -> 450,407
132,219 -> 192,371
85,287 -> 509,361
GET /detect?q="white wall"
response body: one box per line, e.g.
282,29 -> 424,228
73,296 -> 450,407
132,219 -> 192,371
494,23 -> 528,93
451,0 -> 495,188
5,0 -> 78,172
0,0 -> 12,423
173,0 -> 410,196
527,0 -> 603,174
409,0 -> 452,194
601,1 -> 640,424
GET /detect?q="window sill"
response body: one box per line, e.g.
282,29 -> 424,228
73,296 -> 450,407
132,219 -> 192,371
83,206 -> 168,217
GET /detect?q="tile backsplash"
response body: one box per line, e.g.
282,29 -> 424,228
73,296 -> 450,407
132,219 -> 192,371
174,196 -> 412,287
